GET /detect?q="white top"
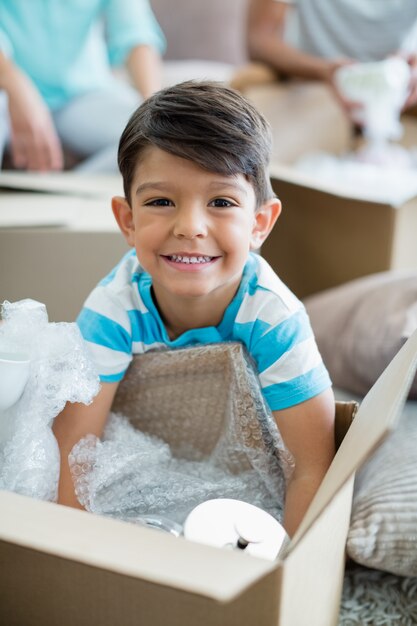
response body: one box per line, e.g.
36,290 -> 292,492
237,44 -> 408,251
280,0 -> 417,60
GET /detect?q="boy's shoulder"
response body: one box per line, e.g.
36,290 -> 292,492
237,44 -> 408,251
84,250 -> 148,316
98,250 -> 142,294
247,253 -> 303,314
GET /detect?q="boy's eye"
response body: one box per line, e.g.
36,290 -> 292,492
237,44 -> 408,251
145,198 -> 173,207
210,198 -> 234,208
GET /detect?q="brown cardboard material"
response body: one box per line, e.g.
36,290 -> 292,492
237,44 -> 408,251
0,227 -> 129,323
245,83 -> 417,298
262,167 -> 417,299
1,329 -> 417,626
0,173 -> 129,322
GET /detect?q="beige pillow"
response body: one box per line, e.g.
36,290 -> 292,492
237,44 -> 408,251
304,271 -> 417,398
347,403 -> 417,576
150,0 -> 248,64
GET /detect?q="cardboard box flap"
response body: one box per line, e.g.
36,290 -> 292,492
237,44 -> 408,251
287,327 -> 417,553
0,490 -> 276,603
0,171 -> 122,198
0,193 -> 119,231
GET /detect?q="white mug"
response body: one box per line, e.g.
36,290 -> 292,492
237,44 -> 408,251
0,351 -> 30,411
183,498 -> 288,560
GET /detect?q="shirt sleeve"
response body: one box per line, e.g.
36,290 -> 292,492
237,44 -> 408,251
250,306 -> 332,411
104,0 -> 166,66
77,285 -> 133,383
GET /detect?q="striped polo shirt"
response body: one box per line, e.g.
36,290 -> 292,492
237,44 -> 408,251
77,250 -> 331,411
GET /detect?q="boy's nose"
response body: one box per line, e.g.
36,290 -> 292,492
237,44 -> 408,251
172,206 -> 208,239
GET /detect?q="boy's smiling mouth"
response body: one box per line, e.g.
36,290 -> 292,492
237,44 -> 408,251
169,254 -> 214,264
161,253 -> 219,267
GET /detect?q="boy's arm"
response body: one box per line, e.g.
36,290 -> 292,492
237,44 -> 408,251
273,387 -> 335,537
53,381 -> 119,509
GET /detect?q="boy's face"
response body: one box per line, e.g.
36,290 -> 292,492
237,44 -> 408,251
112,147 -> 280,314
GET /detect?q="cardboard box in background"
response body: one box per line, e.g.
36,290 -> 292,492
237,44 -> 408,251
1,329 -> 417,626
0,174 -> 130,322
246,83 -> 417,299
263,168 -> 417,298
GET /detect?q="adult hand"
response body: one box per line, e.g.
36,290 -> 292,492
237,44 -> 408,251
323,58 -> 364,125
402,53 -> 417,111
4,63 -> 63,171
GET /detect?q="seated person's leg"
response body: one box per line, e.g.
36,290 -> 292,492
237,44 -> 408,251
53,82 -> 140,172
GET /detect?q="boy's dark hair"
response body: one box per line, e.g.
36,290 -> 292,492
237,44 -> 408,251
118,80 -> 274,207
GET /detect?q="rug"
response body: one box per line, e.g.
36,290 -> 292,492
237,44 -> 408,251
339,564 -> 417,625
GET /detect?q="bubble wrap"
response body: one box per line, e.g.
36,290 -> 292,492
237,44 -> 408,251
70,343 -> 294,527
0,299 -> 100,501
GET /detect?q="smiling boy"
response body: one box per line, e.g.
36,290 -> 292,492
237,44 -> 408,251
53,81 -> 335,536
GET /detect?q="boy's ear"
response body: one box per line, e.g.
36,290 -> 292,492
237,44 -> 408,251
250,198 -> 281,250
111,196 -> 135,247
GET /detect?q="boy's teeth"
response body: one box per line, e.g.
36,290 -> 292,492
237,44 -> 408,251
170,255 -> 212,264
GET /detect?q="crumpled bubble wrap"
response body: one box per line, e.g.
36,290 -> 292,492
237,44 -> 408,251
70,343 -> 294,526
0,299 -> 100,501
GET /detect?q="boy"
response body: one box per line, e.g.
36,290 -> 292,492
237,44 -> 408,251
53,81 -> 335,537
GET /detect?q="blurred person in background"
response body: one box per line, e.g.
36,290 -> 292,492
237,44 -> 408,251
0,0 -> 166,172
247,0 -> 417,121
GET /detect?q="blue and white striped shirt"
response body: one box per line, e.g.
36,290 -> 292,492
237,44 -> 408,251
77,250 -> 331,411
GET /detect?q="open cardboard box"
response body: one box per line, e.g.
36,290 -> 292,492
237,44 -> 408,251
1,329 -> 417,625
245,83 -> 417,298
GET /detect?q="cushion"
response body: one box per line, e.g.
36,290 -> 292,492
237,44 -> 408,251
306,273 -> 417,576
303,271 -> 417,398
150,0 -> 249,65
347,401 -> 417,576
